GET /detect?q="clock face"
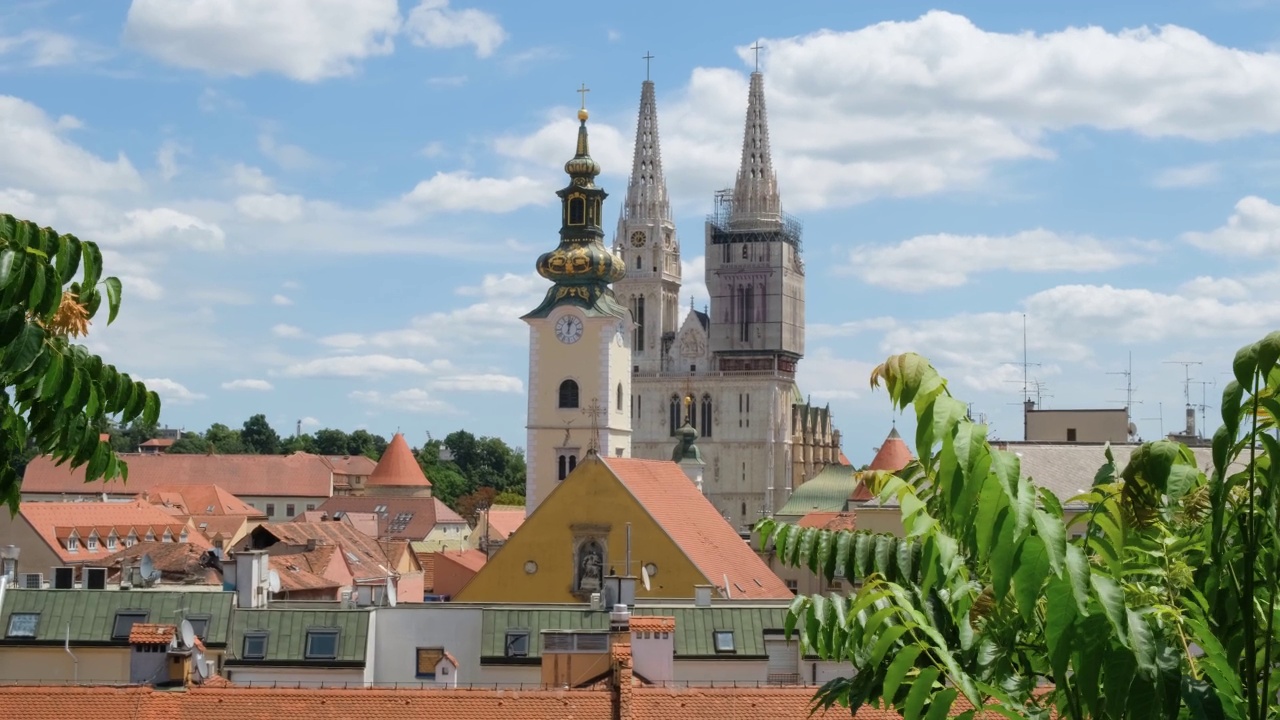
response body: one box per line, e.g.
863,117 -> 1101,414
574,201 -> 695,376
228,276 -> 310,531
630,230 -> 646,248
555,315 -> 584,344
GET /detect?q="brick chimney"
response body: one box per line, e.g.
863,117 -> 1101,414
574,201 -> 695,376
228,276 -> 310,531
610,641 -> 633,720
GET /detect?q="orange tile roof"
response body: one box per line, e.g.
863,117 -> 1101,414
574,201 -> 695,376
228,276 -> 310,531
323,455 -> 378,476
629,616 -> 675,633
128,623 -> 175,645
20,500 -> 208,563
797,511 -> 857,532
432,548 -> 487,573
868,428 -> 912,473
314,496 -> 464,540
22,452 -> 338,498
419,552 -> 436,592
483,505 -> 526,540
139,438 -> 176,448
248,521 -> 414,585
0,684 -> 961,719
367,433 -> 432,488
603,457 -> 793,600
269,554 -> 343,592
143,484 -> 265,517
102,541 -> 222,584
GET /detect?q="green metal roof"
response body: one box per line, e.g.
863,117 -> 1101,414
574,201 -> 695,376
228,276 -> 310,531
776,464 -> 856,518
0,589 -> 234,646
226,607 -> 369,665
481,605 -> 789,660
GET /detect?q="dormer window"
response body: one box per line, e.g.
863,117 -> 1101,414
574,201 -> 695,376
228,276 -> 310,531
126,532 -> 137,547
162,529 -> 173,542
66,536 -> 78,552
106,535 -> 117,551
86,535 -> 98,552
144,530 -> 155,542
179,529 -> 188,543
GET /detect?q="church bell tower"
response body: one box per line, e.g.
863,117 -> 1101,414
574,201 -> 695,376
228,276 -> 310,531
523,92 -> 633,513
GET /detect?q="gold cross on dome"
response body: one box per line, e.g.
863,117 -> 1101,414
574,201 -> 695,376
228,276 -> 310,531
577,83 -> 590,110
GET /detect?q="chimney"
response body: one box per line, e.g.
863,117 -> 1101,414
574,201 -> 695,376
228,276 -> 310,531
233,550 -> 268,608
611,640 -> 634,720
1185,406 -> 1196,437
305,538 -> 318,552
628,615 -> 675,684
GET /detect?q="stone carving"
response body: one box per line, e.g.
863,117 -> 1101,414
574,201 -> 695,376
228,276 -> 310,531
576,539 -> 604,592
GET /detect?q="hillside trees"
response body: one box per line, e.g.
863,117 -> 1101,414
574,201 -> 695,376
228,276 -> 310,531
759,332 -> 1280,720
0,214 -> 160,513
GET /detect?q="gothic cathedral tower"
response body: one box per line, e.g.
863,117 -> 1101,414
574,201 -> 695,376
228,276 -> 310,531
612,79 -> 682,375
523,100 -> 633,513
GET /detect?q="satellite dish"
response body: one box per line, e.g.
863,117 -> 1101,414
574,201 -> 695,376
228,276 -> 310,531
640,564 -> 651,592
191,648 -> 207,681
385,577 -> 397,607
178,619 -> 195,649
139,553 -> 160,585
266,569 -> 281,594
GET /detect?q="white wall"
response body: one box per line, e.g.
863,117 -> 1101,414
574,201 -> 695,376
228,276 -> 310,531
223,666 -> 366,686
370,604 -> 483,685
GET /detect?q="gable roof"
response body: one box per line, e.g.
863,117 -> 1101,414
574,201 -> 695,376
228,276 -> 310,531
128,623 -> 176,645
101,541 -> 222,585
433,548 -> 487,573
603,457 -> 791,600
367,433 -> 431,488
19,500 -> 208,563
22,453 -> 337,498
246,521 -> 413,584
483,505 -> 526,540
142,484 -> 265,517
314,496 -> 464,540
0,589 -> 233,647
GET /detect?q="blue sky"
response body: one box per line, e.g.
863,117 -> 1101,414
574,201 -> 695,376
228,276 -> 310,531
4,0 -> 1280,462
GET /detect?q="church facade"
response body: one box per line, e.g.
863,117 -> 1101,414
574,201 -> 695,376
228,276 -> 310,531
612,71 -> 842,529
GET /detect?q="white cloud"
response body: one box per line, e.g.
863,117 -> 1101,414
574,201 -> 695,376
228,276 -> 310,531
105,208 -> 226,250
796,348 -> 876,401
272,323 -> 305,338
1152,162 -> 1220,188
1183,196 -> 1280,256
221,378 -> 274,391
430,374 -> 523,393
843,229 -> 1151,289
271,294 -> 294,306
0,95 -> 142,195
0,30 -> 94,67
501,12 -> 1280,208
235,193 -> 305,222
809,316 -> 898,340
391,171 -> 548,216
1179,275 -> 1249,300
281,354 -> 439,378
300,416 -> 320,427
351,387 -> 453,413
229,163 -> 273,192
156,140 -> 186,181
142,377 -> 207,404
404,0 -> 506,58
123,0 -> 401,82
258,133 -> 322,171
678,255 -> 709,312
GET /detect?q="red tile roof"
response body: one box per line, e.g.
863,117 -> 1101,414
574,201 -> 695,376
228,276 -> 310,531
246,521 -> 415,585
433,548 -> 487,573
0,684 -> 951,719
367,433 -> 431,488
603,457 -> 793,600
102,541 -> 222,585
797,511 -> 857,532
20,500 -> 208,563
128,623 -> 176,645
269,554 -> 343,592
629,616 -> 675,633
22,453 -> 338,498
323,455 -> 377,476
852,428 -> 914,503
142,484 -> 264,517
314,496 -> 464,540
483,505 -> 526,540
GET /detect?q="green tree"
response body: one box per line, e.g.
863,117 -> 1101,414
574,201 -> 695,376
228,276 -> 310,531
280,433 -> 315,454
204,423 -> 246,454
0,214 -> 159,512
493,490 -> 525,506
240,413 -> 280,454
109,420 -> 156,453
760,335 -> 1280,720
166,432 -> 210,454
347,429 -> 387,460
312,428 -> 351,455
417,438 -> 472,508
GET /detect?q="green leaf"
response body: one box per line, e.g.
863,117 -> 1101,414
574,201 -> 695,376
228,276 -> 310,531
0,249 -> 15,289
103,276 -> 122,324
1256,329 -> 1280,377
0,323 -> 45,379
1013,535 -> 1049,620
1126,609 -> 1157,678
57,234 -> 81,285
990,507 -> 1015,602
1232,340 -> 1258,389
61,366 -> 83,409
903,666 -> 940,720
882,644 -> 923,702
1090,572 -> 1129,648
1031,507 -> 1066,575
1064,544 -> 1091,616
0,308 -> 22,347
834,531 -> 853,581
38,349 -> 64,401
80,241 -> 102,294
923,688 -> 958,720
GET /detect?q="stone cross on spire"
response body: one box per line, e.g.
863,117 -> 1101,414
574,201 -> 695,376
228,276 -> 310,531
582,397 -> 606,454
623,74 -> 671,223
731,67 -> 781,224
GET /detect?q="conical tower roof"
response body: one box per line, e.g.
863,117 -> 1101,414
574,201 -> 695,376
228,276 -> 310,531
367,433 -> 432,488
868,427 -> 913,473
623,80 -> 670,222
731,71 -> 781,223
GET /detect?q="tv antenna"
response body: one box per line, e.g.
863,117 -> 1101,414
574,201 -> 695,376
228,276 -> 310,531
1107,351 -> 1138,413
1142,402 -> 1165,439
1190,379 -> 1215,440
1163,360 -> 1202,407
1017,314 -> 1041,405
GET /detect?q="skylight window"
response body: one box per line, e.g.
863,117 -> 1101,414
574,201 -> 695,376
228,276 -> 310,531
305,629 -> 340,660
243,631 -> 268,659
7,613 -> 39,638
504,631 -> 529,658
713,630 -> 736,653
112,611 -> 149,640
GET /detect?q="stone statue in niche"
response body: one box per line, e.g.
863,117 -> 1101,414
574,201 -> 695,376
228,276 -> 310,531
576,539 -> 604,592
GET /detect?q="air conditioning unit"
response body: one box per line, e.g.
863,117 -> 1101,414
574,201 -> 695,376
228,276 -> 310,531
52,567 -> 74,589
84,567 -> 107,590
19,573 -> 43,589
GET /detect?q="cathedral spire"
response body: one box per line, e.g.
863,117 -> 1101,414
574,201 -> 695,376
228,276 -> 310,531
731,70 -> 781,224
623,79 -> 670,223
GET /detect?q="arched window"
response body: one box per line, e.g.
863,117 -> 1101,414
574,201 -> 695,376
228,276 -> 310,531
568,455 -> 577,473
669,394 -> 680,436
616,383 -> 623,413
558,455 -> 568,481
701,394 -> 713,438
568,197 -> 585,225
741,502 -> 747,516
559,380 -> 579,409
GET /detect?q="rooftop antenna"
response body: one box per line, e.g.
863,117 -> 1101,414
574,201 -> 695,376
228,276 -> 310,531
1190,379 -> 1215,441
1018,314 -> 1041,405
295,419 -> 301,438
1163,360 -> 1202,407
1107,351 -> 1137,414
1142,402 -> 1165,439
